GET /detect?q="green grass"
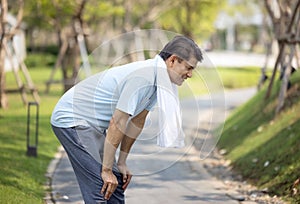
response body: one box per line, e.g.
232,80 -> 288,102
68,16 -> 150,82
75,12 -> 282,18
0,52 -> 262,203
0,57 -> 63,203
178,66 -> 262,98
217,71 -> 300,203
217,67 -> 263,88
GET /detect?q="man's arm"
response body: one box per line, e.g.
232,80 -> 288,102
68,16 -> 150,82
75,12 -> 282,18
118,109 -> 149,163
101,109 -> 149,199
117,109 -> 149,190
101,109 -> 129,200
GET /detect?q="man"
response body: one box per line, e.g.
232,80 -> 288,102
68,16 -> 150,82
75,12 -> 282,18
51,35 -> 203,203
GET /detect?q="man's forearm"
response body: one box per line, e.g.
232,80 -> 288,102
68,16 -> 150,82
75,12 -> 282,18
103,111 -> 129,171
118,110 -> 149,164
118,131 -> 141,164
103,122 -> 124,171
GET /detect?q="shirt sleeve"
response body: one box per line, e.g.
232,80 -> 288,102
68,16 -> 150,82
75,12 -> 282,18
145,90 -> 157,111
116,76 -> 152,116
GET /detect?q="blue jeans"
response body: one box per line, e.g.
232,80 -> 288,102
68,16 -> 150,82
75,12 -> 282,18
52,125 -> 125,204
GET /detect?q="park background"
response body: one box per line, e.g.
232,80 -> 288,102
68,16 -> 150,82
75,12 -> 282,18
0,0 -> 300,203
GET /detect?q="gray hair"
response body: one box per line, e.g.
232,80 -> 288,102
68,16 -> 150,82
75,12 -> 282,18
159,36 -> 203,62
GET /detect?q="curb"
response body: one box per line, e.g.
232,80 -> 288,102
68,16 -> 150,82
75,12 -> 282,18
44,146 -> 65,204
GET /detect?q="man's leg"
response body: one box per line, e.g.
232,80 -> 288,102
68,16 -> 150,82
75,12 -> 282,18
75,125 -> 125,204
52,125 -> 125,204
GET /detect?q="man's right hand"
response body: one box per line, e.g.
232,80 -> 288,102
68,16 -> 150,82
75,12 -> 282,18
101,169 -> 118,200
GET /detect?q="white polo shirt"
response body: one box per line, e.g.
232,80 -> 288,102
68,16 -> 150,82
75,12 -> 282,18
50,55 -> 164,129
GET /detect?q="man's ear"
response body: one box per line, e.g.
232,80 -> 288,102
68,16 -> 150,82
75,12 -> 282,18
169,55 -> 177,63
166,55 -> 177,68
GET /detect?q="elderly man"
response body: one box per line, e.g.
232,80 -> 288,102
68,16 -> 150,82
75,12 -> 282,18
51,35 -> 203,203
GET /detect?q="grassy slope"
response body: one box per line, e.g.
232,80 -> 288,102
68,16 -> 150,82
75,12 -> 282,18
217,72 -> 300,203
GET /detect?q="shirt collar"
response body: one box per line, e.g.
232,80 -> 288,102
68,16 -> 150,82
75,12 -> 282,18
155,54 -> 167,69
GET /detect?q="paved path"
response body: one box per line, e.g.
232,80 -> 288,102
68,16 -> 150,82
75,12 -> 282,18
48,87 -> 256,204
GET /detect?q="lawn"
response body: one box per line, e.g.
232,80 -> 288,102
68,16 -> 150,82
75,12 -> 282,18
0,60 -> 62,203
178,66 -> 263,98
0,52 -> 262,203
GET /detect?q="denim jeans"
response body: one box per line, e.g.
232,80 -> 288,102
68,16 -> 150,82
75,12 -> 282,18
52,125 -> 125,204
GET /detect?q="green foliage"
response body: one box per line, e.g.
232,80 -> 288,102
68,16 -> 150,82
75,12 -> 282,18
23,0 -> 76,30
19,0 -> 228,45
22,0 -> 124,32
24,53 -> 56,68
158,0 -> 226,39
83,1 -> 125,26
217,71 -> 300,203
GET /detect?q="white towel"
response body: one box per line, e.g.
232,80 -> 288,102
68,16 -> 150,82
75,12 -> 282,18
155,55 -> 185,148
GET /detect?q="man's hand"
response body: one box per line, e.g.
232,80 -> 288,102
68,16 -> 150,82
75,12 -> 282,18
101,169 -> 118,200
101,110 -> 129,199
117,162 -> 132,190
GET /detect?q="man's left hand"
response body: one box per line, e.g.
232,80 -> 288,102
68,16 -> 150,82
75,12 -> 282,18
117,163 -> 132,190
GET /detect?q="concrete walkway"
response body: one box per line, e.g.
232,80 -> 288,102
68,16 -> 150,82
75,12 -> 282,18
47,87 -> 256,204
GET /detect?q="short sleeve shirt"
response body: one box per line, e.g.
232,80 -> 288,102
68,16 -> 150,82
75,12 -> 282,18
50,55 -> 162,129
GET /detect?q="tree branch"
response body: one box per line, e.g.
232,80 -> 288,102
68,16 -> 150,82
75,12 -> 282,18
287,0 -> 300,32
264,0 -> 277,23
6,0 -> 24,39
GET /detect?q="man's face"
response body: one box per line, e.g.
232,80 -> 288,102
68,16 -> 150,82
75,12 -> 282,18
166,55 -> 198,86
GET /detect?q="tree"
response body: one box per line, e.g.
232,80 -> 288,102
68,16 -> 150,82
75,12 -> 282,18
24,0 -> 124,92
45,0 -> 89,93
263,0 -> 300,114
23,0 -> 77,48
92,0 -> 225,41
158,0 -> 225,40
21,0 -> 227,93
0,0 -> 24,108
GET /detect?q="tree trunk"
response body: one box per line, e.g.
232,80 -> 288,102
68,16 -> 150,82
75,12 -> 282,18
264,0 -> 300,102
265,42 -> 285,99
0,40 -> 8,108
62,0 -> 87,92
0,0 -> 8,109
276,45 -> 295,114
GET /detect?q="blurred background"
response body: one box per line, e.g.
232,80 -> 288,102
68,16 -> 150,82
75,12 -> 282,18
1,0 -> 281,98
